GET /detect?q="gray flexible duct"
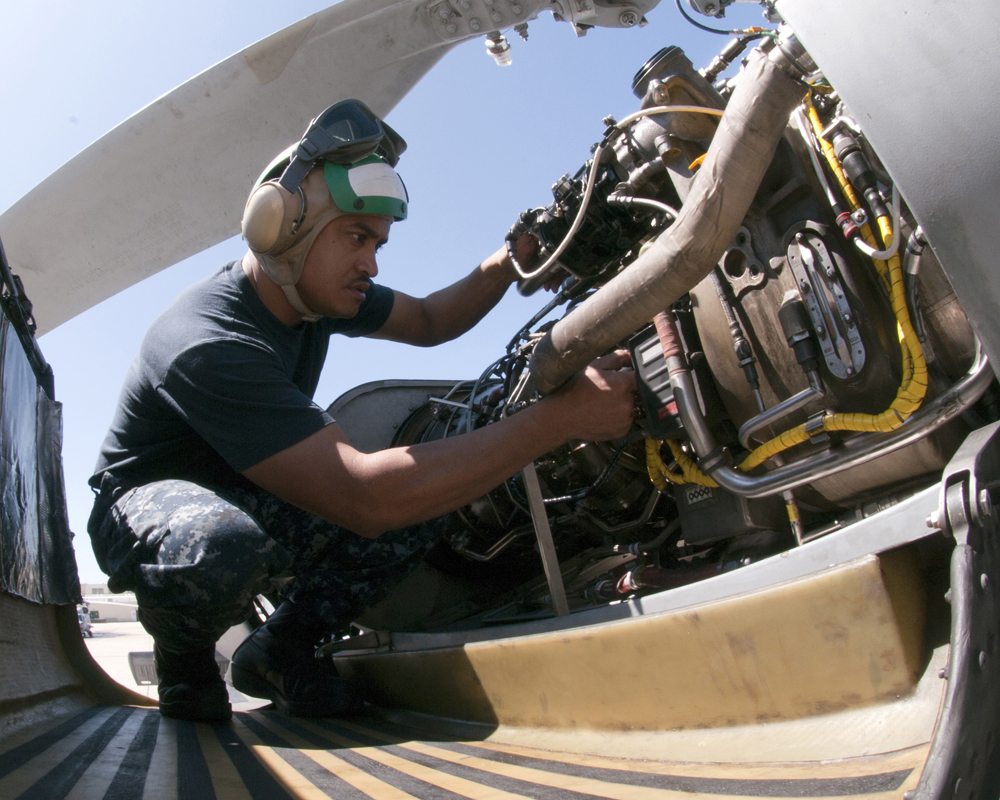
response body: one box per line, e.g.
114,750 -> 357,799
529,44 -> 809,394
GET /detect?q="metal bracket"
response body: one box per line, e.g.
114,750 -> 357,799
785,225 -> 865,380
913,421 -> 1000,798
522,461 -> 570,616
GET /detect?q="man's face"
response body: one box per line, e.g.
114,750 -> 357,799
298,214 -> 392,319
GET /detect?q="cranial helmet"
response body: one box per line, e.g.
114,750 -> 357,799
241,124 -> 408,321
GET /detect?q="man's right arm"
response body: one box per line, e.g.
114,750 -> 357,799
242,353 -> 636,538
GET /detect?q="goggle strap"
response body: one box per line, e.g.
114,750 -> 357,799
278,156 -> 313,194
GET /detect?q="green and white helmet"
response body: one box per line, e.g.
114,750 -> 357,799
242,148 -> 408,321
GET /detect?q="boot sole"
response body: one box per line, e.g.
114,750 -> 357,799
230,663 -> 362,718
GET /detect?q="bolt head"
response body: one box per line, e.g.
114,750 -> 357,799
512,3 -> 522,13
704,3 -> 717,13
438,7 -> 451,18
619,9 -> 639,26
446,22 -> 457,33
927,510 -> 941,529
980,488 -> 993,517
469,18 -> 481,30
491,10 -> 502,21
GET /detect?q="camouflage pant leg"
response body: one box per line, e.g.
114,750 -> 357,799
95,480 -> 292,652
233,488 -> 442,633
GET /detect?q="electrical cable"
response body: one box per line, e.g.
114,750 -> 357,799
673,0 -> 774,36
507,105 -> 725,282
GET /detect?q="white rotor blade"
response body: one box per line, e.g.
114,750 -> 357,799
0,0 -> 457,334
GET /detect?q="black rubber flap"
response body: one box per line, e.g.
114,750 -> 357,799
0,313 -> 80,603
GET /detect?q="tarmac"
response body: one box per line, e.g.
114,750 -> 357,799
83,620 -> 268,710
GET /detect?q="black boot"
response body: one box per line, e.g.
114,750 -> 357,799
230,601 -> 362,718
155,643 -> 231,722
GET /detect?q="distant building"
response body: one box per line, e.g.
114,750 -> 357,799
79,583 -> 138,622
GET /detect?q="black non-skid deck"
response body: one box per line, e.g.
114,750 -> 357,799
0,705 -> 922,800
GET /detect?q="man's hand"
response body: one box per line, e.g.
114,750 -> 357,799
544,350 -> 636,443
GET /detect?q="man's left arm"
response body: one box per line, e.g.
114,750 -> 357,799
370,236 -> 536,347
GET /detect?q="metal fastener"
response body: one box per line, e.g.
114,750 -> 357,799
619,9 -> 639,26
469,18 -> 481,30
980,488 -> 993,517
938,668 -> 947,679
491,10 -> 502,21
704,3 -> 717,13
438,6 -> 451,19
446,22 -> 457,33
980,651 -> 987,669
982,573 -> 990,590
512,3 -> 522,14
926,509 -> 941,529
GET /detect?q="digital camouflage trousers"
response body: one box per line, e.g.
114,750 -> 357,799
88,479 -> 441,652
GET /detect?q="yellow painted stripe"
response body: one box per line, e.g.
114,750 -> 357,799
230,715 -> 332,800
0,706 -> 119,799
195,720 -> 254,800
398,740 -> 695,800
0,704 -> 94,758
143,716 -> 179,800
458,738 -> 929,782
64,709 -> 149,800
297,720 -> 532,800
340,719 -> 926,784
247,713 -> 418,800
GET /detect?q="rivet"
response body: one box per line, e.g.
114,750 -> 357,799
944,588 -> 952,604
512,3 -> 522,13
438,6 -> 451,18
938,668 -> 947,679
980,651 -> 987,669
982,573 -> 990,590
491,10 -> 502,21
446,22 -> 457,33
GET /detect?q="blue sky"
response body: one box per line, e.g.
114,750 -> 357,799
0,0 -> 767,583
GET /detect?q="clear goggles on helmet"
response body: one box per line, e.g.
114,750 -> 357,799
278,99 -> 406,194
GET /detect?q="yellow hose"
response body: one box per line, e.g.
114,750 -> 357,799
737,132 -> 928,472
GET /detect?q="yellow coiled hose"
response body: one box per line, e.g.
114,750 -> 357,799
645,95 -> 928,486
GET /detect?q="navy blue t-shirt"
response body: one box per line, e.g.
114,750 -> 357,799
90,261 -> 394,493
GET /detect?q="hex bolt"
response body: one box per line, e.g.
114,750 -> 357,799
704,3 -> 717,12
469,18 -> 481,30
926,509 -> 941,529
459,0 -> 471,6
619,9 -> 639,25
512,3 -> 522,14
979,488 -> 993,517
438,6 -> 451,19
491,10 -> 502,21
799,279 -> 811,292
446,22 -> 457,33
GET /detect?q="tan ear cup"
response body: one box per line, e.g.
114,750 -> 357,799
242,182 -> 298,255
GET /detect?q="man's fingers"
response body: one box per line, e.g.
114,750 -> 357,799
591,349 -> 633,371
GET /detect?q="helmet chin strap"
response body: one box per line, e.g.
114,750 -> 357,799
280,284 -> 323,323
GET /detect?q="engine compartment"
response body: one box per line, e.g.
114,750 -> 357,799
340,26 -> 998,633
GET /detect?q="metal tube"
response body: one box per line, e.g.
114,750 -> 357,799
673,349 -> 993,498
738,370 -> 824,449
529,44 -> 809,394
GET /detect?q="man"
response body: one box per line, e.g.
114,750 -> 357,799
87,101 -> 635,722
